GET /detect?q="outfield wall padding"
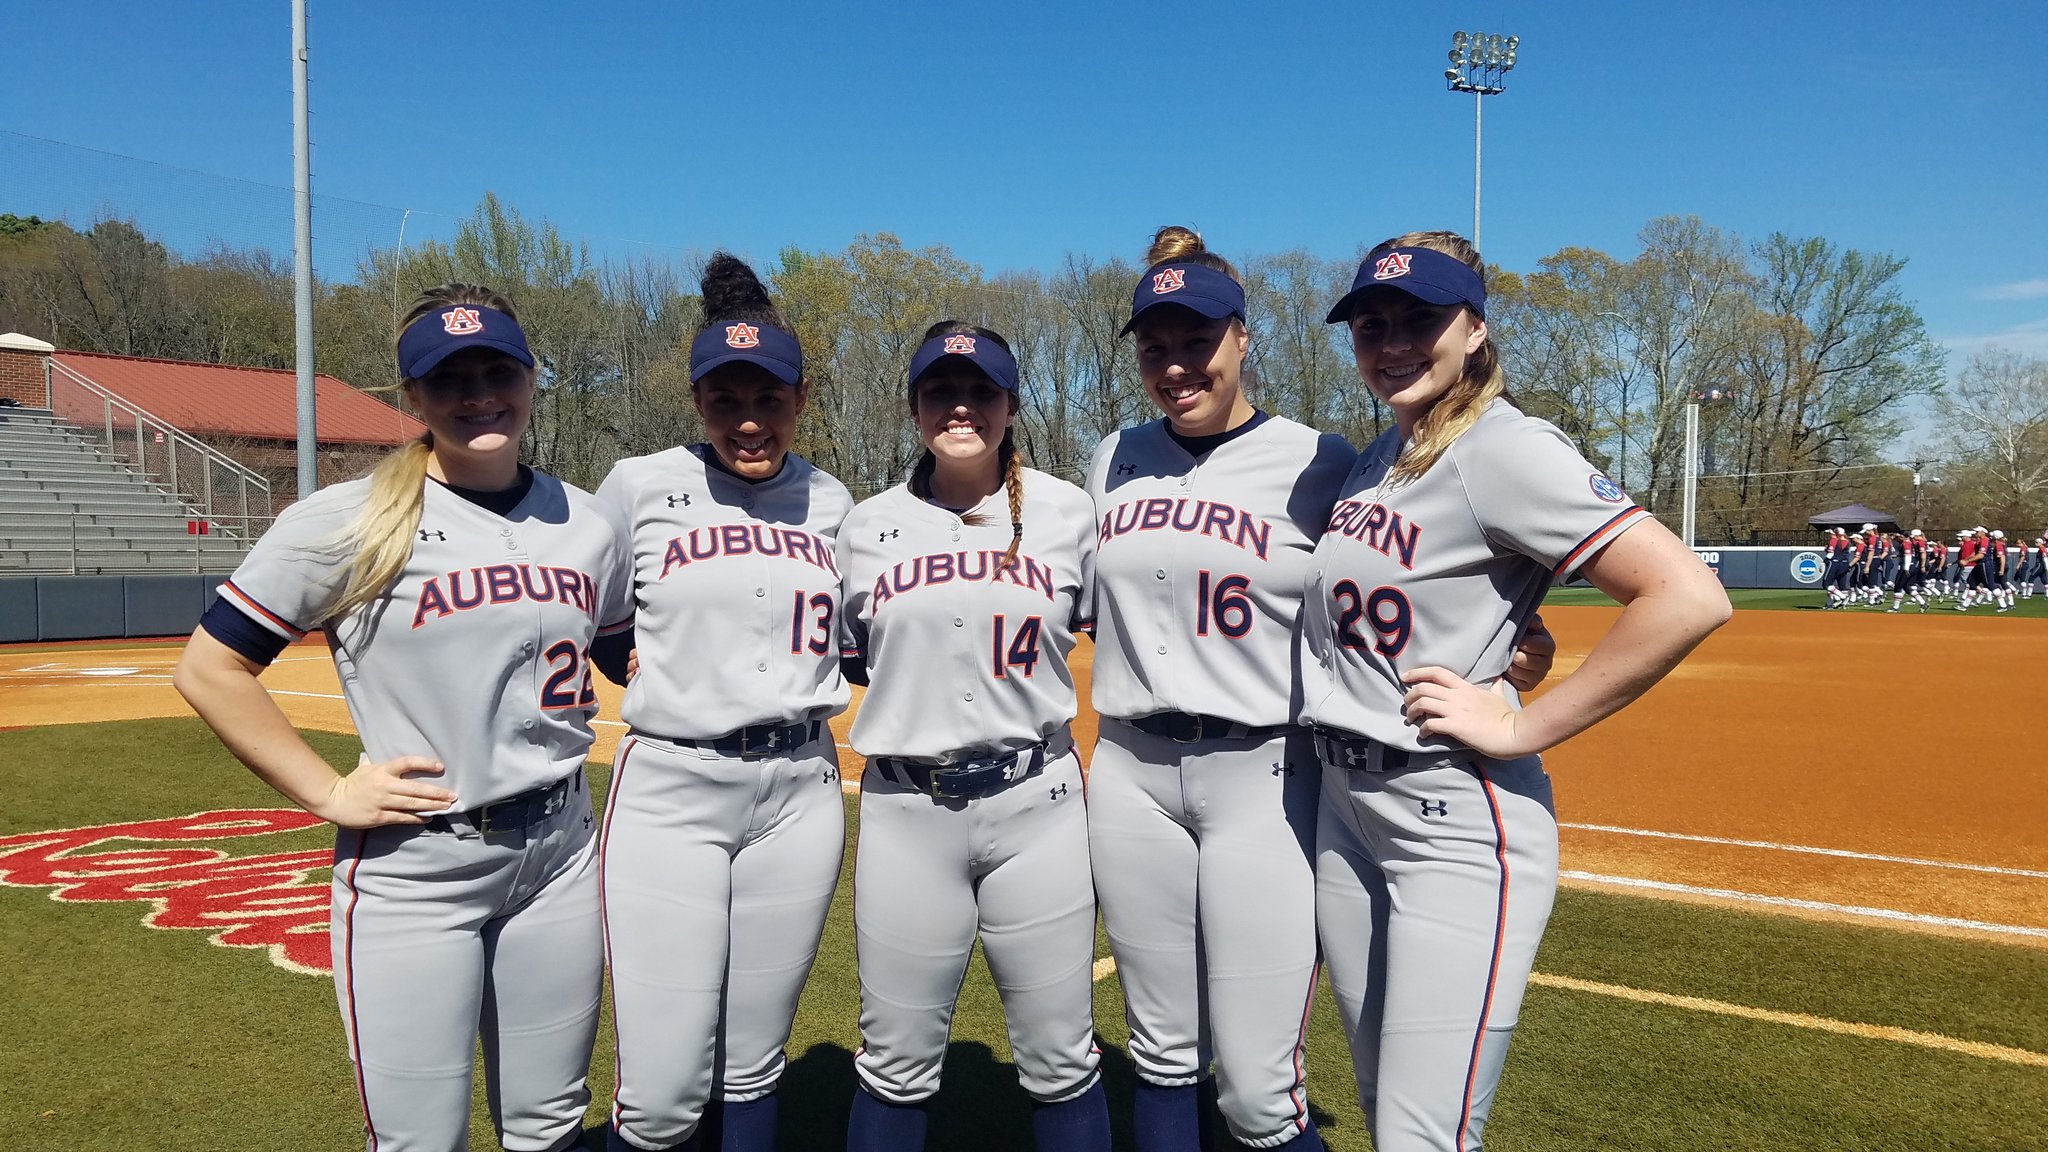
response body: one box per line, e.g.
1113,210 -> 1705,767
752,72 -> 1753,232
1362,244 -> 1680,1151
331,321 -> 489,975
0,576 -> 228,641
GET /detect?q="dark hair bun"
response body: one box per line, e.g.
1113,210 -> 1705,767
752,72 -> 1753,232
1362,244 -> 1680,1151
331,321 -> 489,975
700,252 -> 785,327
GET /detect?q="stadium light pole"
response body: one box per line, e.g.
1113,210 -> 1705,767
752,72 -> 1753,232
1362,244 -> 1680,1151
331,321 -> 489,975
291,0 -> 317,500
1444,31 -> 1519,251
1684,388 -> 1734,547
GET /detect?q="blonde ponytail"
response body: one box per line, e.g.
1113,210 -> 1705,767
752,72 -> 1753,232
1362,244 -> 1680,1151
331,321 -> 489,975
329,437 -> 433,621
1376,231 -> 1509,486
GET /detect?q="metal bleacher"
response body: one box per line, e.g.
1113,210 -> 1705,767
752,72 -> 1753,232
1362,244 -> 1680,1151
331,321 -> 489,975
0,407 -> 254,575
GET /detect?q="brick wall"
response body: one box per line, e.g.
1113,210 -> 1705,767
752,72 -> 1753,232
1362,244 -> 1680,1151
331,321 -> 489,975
0,346 -> 49,407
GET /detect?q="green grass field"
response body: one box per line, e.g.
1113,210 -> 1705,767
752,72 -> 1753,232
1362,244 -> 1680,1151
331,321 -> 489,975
4,719 -> 2044,1150
1545,584 -> 2048,617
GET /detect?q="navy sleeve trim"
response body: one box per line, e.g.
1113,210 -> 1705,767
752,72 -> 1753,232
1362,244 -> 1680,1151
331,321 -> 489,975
199,597 -> 293,667
590,625 -> 636,687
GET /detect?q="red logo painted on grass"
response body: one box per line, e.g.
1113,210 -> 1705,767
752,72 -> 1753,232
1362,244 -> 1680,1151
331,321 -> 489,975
0,809 -> 336,976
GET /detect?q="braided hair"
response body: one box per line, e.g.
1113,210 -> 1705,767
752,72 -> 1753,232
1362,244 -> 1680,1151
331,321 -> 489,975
907,320 -> 1026,568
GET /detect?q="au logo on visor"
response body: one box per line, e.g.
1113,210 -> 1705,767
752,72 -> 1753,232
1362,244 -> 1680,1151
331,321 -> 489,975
725,323 -> 760,349
1372,253 -> 1412,281
1151,268 -> 1187,294
943,335 -> 977,354
441,307 -> 484,335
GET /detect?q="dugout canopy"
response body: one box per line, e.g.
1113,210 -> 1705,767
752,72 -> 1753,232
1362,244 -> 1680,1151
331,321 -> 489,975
1808,503 -> 1901,531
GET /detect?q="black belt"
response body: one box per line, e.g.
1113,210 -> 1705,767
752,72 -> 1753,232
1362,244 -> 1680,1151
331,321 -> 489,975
658,719 -> 824,760
871,742 -> 1049,799
431,769 -> 581,836
1310,727 -> 1468,774
1123,711 -> 1287,744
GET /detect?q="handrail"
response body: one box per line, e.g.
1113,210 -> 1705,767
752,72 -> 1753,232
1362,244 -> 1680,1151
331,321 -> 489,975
0,513 -> 267,577
45,362 -> 275,532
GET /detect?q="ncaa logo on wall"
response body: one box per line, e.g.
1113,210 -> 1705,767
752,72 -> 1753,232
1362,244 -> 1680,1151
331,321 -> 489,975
1791,551 -> 1825,585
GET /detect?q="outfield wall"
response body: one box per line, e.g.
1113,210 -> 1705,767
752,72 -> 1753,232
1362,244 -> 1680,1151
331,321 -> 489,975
0,575 -> 225,642
1689,546 -> 1831,590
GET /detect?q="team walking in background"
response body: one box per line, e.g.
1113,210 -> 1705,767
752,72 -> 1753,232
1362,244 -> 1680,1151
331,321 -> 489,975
176,226 -> 1729,1152
1822,523 -> 2043,612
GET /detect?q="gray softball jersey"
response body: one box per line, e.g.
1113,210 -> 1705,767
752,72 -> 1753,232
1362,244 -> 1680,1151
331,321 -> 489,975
216,472 -> 634,809
1298,399 -> 1650,749
1086,416 -> 1356,726
596,446 -> 853,738
838,468 -> 1096,761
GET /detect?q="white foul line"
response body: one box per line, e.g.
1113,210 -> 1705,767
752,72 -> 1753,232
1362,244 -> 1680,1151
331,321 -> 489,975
1087,962 -> 2048,1067
1561,870 -> 2048,939
1561,822 -> 2048,880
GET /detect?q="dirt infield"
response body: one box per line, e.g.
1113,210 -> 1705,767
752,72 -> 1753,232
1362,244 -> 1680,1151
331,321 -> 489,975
3,605 -> 2040,944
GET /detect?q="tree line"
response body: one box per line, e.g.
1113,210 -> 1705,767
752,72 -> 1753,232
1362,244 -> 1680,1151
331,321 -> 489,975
4,200 -> 2039,537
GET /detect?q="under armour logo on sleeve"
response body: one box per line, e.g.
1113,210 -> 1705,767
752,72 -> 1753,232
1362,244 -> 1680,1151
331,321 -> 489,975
1420,798 -> 1448,817
417,529 -> 447,542
1116,464 -> 1136,476
666,494 -> 691,508
879,529 -> 900,542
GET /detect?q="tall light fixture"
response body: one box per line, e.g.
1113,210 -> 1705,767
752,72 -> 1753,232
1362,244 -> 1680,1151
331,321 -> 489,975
1683,388 -> 1734,547
1444,31 -> 1519,251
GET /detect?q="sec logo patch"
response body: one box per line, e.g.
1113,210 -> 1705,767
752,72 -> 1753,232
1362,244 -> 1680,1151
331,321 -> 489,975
1588,474 -> 1626,503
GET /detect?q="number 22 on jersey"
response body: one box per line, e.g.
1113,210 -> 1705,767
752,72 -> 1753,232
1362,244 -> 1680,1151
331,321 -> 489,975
540,640 -> 599,710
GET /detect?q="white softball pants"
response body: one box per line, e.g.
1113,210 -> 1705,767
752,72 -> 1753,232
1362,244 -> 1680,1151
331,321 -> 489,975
851,746 -> 1102,1105
1086,722 -> 1320,1149
598,732 -> 845,1150
1315,754 -> 1558,1152
329,774 -> 601,1152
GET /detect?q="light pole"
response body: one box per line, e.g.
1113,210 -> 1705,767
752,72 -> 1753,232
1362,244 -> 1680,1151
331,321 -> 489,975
1444,30 -> 1519,251
1683,388 -> 1734,547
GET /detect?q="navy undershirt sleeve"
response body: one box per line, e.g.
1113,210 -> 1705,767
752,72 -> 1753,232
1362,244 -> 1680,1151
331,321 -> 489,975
590,625 -> 636,687
198,597 -> 293,667
839,653 -> 870,688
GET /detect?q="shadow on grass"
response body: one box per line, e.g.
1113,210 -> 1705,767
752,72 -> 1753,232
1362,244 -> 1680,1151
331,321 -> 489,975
562,1035 -> 1281,1150
766,1037 -> 1333,1150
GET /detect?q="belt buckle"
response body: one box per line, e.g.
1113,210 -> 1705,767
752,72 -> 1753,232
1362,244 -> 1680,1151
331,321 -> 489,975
476,799 -> 511,836
737,725 -> 782,759
1170,714 -> 1202,744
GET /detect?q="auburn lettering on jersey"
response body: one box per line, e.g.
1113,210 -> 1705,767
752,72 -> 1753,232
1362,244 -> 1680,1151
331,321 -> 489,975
1097,498 -> 1273,561
868,550 -> 1058,608
1324,499 -> 1423,570
411,564 -> 602,629
655,523 -> 840,581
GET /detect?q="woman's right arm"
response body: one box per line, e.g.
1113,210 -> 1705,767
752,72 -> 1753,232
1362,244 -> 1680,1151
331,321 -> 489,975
173,629 -> 454,828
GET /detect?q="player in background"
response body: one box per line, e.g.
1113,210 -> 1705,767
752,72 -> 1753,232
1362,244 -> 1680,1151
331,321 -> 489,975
2021,532 -> 2047,599
1084,227 -> 1554,1152
1888,529 -> 1928,612
1844,532 -> 1867,605
1958,528 -> 1988,610
1302,233 -> 1731,1152
1946,530 -> 1971,600
592,255 -> 852,1152
174,285 -> 632,1152
1925,534 -> 1948,601
1822,528 -> 1853,609
1989,529 -> 2014,611
836,322 -> 1111,1152
1860,526 -> 1888,605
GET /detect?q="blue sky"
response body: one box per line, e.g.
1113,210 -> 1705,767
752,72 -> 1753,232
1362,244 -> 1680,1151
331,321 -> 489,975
2,0 -> 2043,381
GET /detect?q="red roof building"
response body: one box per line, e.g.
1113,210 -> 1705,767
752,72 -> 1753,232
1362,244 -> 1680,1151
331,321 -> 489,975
46,350 -> 423,444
